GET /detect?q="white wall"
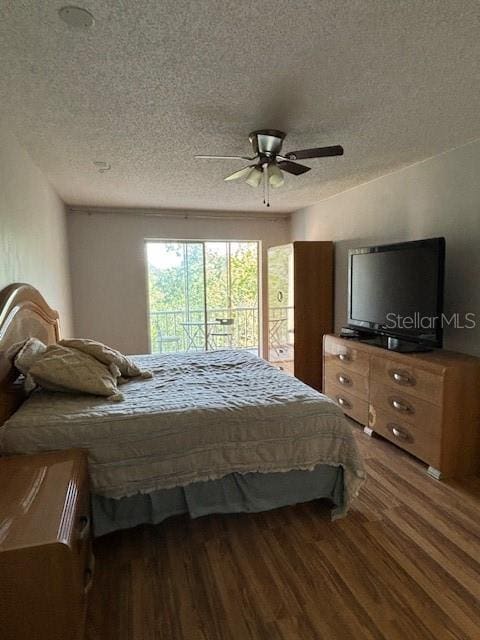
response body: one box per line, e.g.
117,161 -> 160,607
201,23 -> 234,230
67,209 -> 290,354
291,139 -> 480,356
0,125 -> 73,336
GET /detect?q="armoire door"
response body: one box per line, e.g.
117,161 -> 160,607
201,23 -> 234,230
267,241 -> 334,390
293,241 -> 334,390
267,244 -> 294,374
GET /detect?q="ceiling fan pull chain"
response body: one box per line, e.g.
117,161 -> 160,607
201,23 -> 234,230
263,163 -> 270,207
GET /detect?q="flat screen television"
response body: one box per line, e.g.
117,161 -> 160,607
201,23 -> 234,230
348,237 -> 445,350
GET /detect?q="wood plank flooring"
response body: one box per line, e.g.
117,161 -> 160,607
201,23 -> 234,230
86,424 -> 480,640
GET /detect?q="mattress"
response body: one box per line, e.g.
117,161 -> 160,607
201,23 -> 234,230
0,350 -> 365,512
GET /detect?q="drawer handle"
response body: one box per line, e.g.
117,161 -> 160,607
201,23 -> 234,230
78,515 -> 91,541
84,568 -> 94,594
337,374 -> 351,386
391,370 -> 415,386
390,398 -> 413,413
84,554 -> 95,595
389,423 -> 411,441
338,353 -> 351,362
337,396 -> 352,409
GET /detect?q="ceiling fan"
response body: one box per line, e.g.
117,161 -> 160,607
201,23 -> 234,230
195,129 -> 343,207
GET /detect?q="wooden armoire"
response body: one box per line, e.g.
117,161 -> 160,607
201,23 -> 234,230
267,241 -> 333,390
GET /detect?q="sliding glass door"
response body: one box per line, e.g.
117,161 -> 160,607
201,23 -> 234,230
146,240 -> 259,354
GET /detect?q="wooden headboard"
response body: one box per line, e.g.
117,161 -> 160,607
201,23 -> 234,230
0,283 -> 60,425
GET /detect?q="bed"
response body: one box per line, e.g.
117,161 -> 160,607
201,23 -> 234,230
0,283 -> 365,536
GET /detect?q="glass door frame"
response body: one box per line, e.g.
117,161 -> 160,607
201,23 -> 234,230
144,238 -> 262,354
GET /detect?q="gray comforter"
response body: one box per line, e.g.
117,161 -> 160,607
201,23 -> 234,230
1,350 -> 365,509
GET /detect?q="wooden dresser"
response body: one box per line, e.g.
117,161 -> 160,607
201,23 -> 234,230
323,334 -> 480,478
0,449 -> 93,640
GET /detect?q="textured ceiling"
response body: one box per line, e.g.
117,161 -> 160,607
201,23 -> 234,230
1,1 -> 480,213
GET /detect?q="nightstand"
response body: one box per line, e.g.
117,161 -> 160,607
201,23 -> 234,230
0,449 -> 93,640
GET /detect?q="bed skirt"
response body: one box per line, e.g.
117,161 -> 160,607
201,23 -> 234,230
91,464 -> 344,537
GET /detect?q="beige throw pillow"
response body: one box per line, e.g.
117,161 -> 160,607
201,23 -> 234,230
8,337 -> 47,374
29,344 -> 124,401
7,337 -> 48,393
58,338 -> 153,382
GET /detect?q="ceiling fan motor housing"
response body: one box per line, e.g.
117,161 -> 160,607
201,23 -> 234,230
249,129 -> 286,160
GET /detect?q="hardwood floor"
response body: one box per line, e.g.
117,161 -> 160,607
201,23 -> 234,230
86,425 -> 480,640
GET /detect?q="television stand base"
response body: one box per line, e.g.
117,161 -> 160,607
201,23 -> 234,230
386,337 -> 433,353
358,335 -> 433,353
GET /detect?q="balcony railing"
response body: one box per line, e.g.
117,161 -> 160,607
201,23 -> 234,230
149,307 -> 260,353
149,305 -> 293,354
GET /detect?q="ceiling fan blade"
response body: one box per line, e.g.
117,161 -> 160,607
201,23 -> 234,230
286,145 -> 344,161
196,154 -> 257,161
277,160 -> 311,176
224,165 -> 256,182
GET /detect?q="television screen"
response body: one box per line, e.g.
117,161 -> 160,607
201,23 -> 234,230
348,238 -> 445,347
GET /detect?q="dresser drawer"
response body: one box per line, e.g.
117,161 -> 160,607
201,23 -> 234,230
324,380 -> 368,424
369,381 -> 442,433
323,336 -> 369,377
368,406 -> 442,467
324,362 -> 368,401
370,356 -> 443,406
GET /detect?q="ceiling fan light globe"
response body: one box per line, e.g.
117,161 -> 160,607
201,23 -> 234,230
245,167 -> 262,188
270,175 -> 284,188
268,164 -> 284,188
